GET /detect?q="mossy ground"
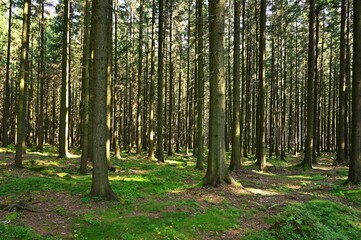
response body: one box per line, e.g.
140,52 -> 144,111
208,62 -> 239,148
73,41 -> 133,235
0,145 -> 360,239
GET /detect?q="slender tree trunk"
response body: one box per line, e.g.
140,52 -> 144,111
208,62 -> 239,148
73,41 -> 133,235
255,0 -> 266,171
168,0 -> 174,156
230,0 -> 241,172
148,0 -> 156,160
203,0 -> 235,186
300,0 -> 315,170
15,0 -> 30,167
2,0 -> 12,147
59,0 -> 70,158
37,0 -> 45,151
137,0 -> 144,155
348,0 -> 361,184
196,0 -> 204,170
156,0 -> 165,162
336,0 -> 347,165
80,0 -> 91,174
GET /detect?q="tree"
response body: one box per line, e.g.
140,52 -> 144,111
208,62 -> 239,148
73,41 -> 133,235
90,0 -> 117,200
148,0 -> 156,160
255,0 -> 266,171
59,0 -> 70,158
136,0 -> 144,155
2,0 -> 12,147
156,0 -> 165,163
299,0 -> 315,170
196,0 -> 204,170
336,0 -> 347,165
37,0 -> 45,151
80,0 -> 91,174
15,0 -> 31,167
347,0 -> 361,184
230,0 -> 241,172
203,0 -> 236,186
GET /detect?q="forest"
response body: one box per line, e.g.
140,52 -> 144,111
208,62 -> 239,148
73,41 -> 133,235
0,0 -> 361,239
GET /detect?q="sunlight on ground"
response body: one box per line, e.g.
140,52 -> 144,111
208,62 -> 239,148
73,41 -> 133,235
109,175 -> 150,182
27,151 -> 58,157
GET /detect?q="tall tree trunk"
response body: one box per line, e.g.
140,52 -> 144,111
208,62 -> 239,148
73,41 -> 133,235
168,0 -> 174,156
2,0 -> 12,147
336,0 -> 347,165
300,0 -> 315,170
148,0 -> 156,160
203,0 -> 235,186
15,0 -> 30,167
196,0 -> 204,170
156,0 -> 165,162
90,0 -> 117,200
80,0 -> 91,174
230,0 -> 241,172
37,0 -> 45,151
347,0 -> 361,184
59,0 -> 70,158
255,0 -> 266,171
137,0 -> 144,155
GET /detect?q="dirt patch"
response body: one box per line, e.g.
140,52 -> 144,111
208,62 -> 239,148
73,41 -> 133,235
0,191 -> 105,239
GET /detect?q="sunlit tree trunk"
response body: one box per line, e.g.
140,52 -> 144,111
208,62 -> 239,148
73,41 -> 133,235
59,0 -> 70,158
255,0 -> 266,171
15,0 -> 30,167
148,0 -> 156,160
2,0 -> 12,147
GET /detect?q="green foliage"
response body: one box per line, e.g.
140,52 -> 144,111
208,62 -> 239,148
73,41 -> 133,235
245,200 -> 361,240
0,224 -> 42,240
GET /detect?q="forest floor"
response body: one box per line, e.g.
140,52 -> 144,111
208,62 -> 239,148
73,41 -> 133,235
0,145 -> 361,240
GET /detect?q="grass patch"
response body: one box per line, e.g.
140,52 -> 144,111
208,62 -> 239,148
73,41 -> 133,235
245,200 -> 361,240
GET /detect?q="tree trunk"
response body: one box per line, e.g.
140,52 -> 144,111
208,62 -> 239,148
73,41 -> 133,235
2,0 -> 12,147
230,0 -> 241,172
255,0 -> 266,171
148,0 -> 156,160
15,0 -> 30,167
137,0 -> 144,155
196,0 -> 204,170
203,0 -> 236,187
59,0 -> 70,158
90,0 -> 117,200
336,0 -> 347,165
348,0 -> 361,184
156,0 -> 165,162
300,0 -> 315,170
80,0 -> 91,174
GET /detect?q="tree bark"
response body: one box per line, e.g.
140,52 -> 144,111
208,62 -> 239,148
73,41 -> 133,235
15,0 -> 30,167
80,0 -> 91,174
2,0 -> 12,147
203,0 -> 236,186
59,0 -> 70,158
348,0 -> 361,184
300,0 -> 315,170
90,0 -> 117,200
230,0 -> 241,172
196,0 -> 204,170
255,0 -> 266,171
156,0 -> 165,162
